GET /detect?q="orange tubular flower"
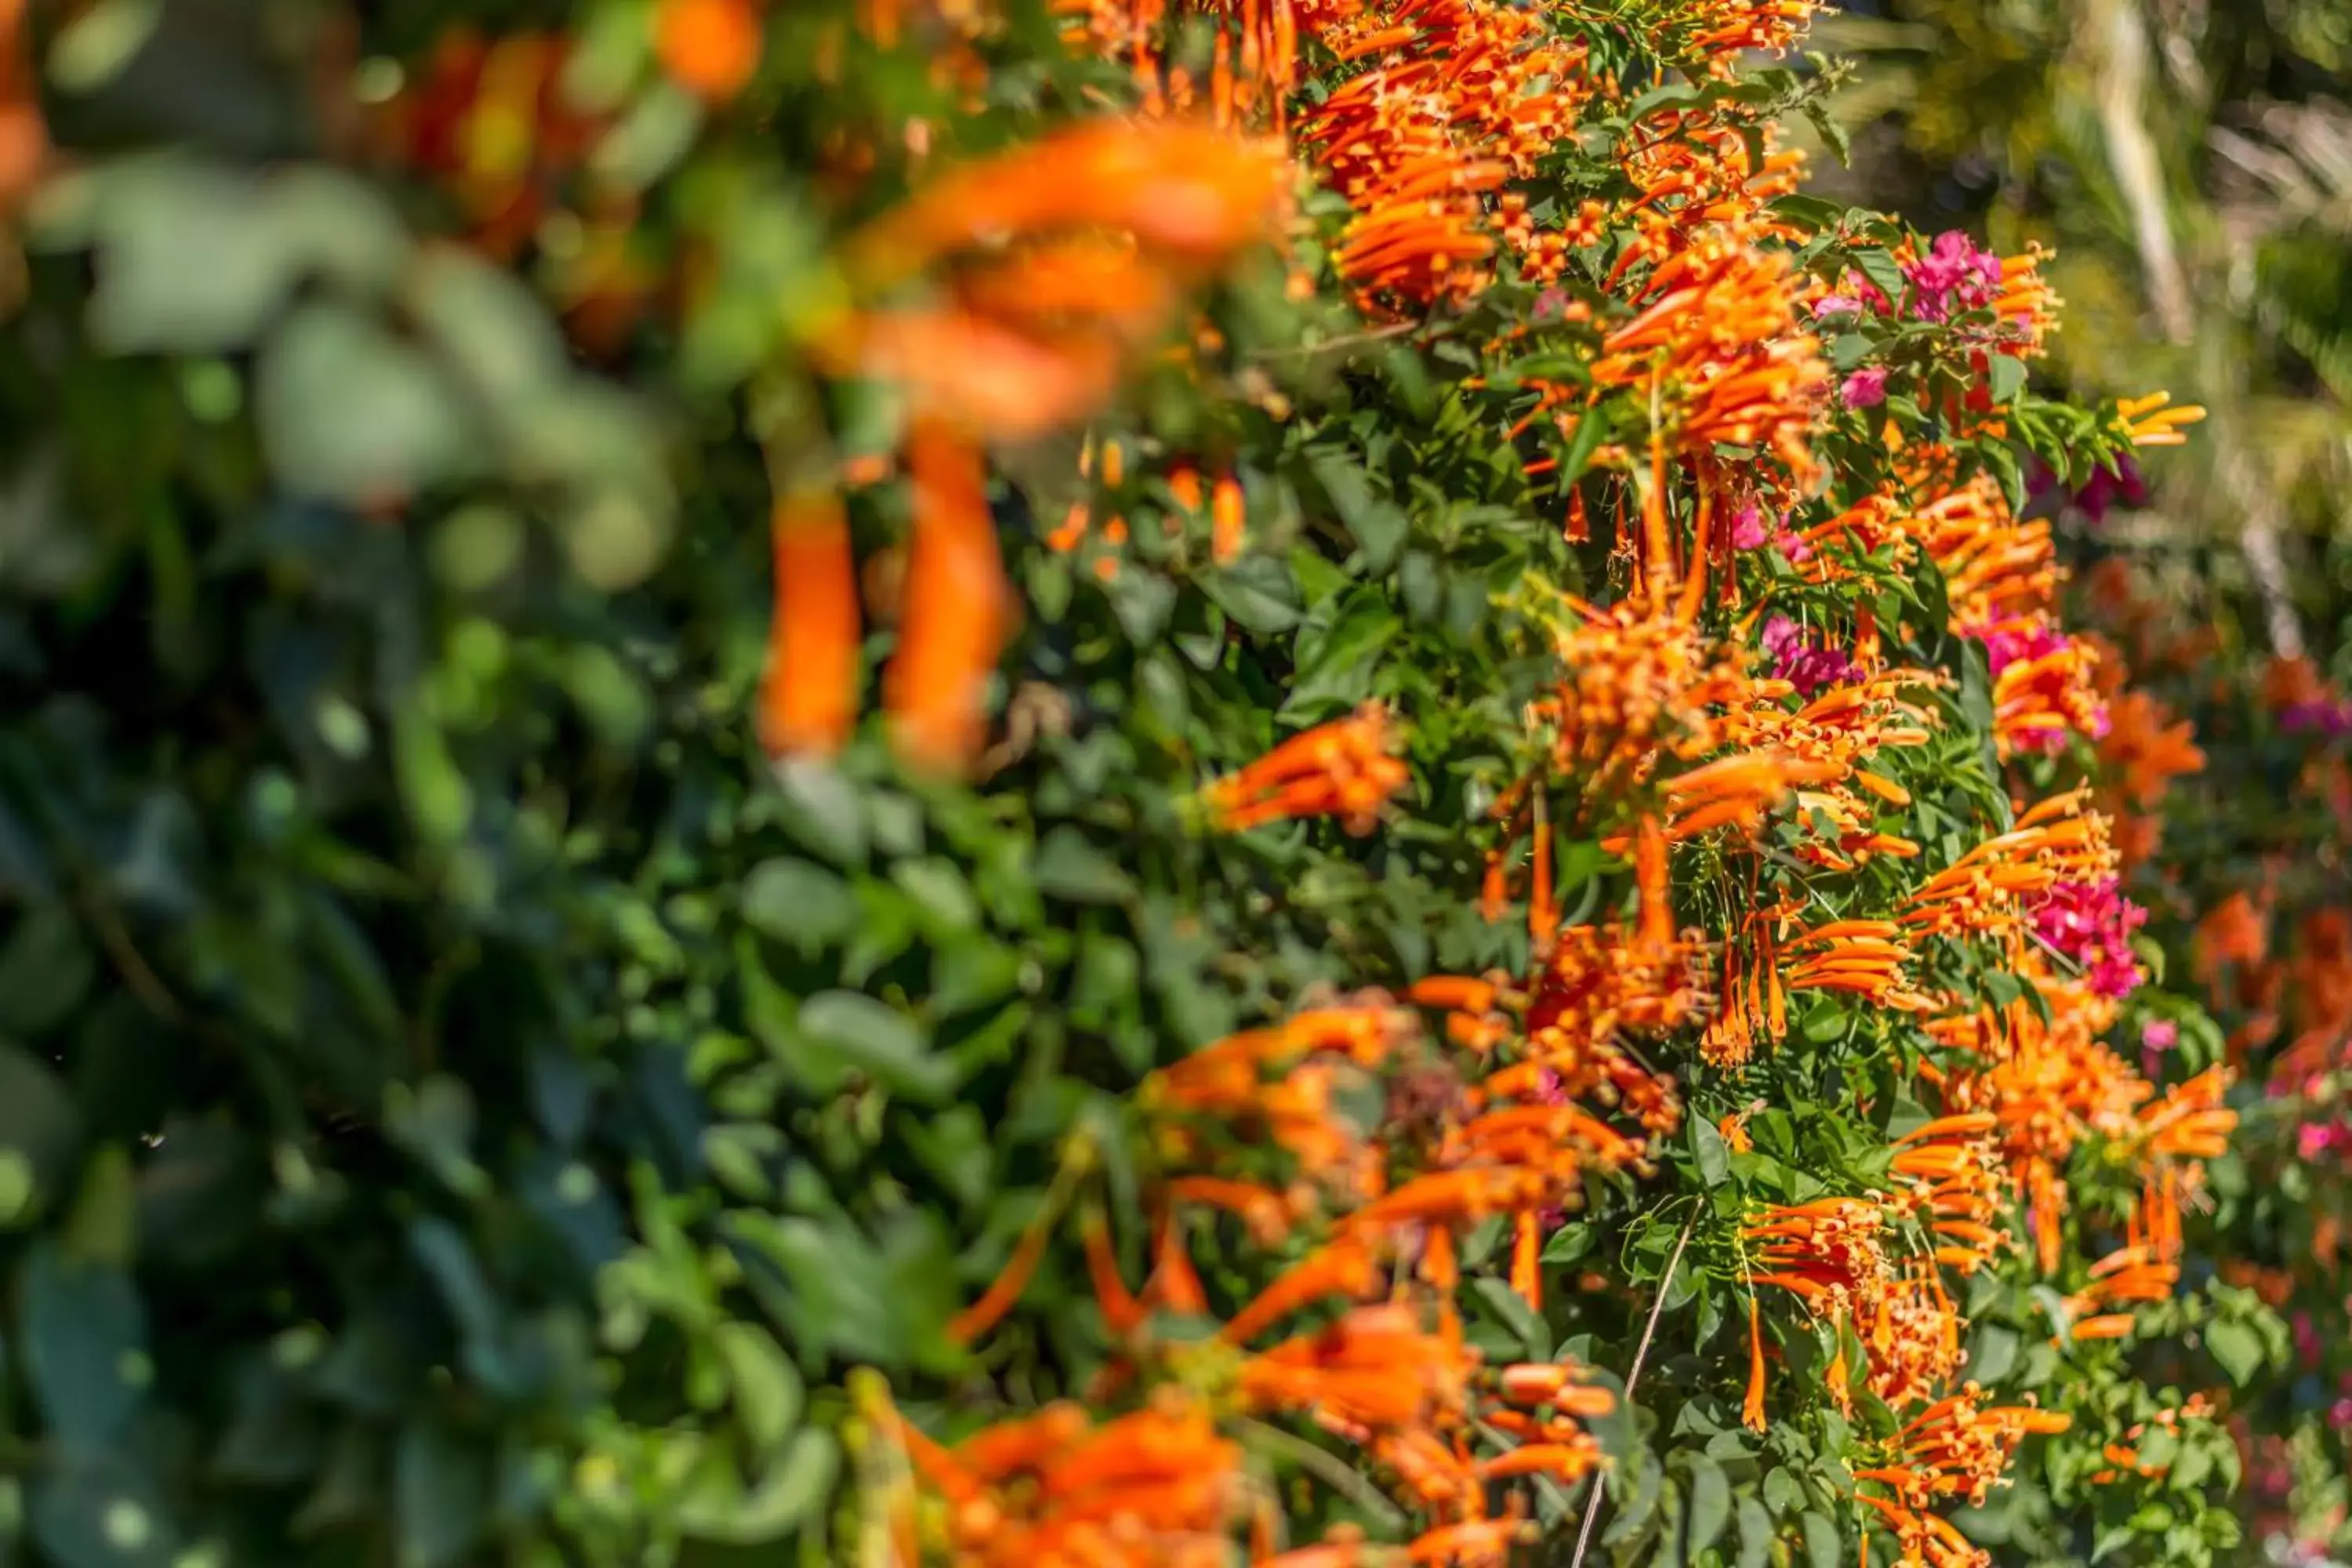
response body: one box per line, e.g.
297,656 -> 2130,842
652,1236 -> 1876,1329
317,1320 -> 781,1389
757,488 -> 861,760
1744,1197 -> 1888,1414
1851,1388 -> 2067,1568
845,119 -> 1287,289
1662,749 -> 1847,840
1886,1114 -> 2010,1275
2115,390 -> 2207,448
2060,1243 -> 2179,1340
1236,1301 -> 1479,1434
1532,589 -> 1757,792
1143,1002 -> 1419,1179
1210,473 -> 1247,563
1991,244 -> 2060,358
1782,914 -> 1919,1004
1744,1293 -> 1769,1432
818,118 -> 1285,444
2136,1066 -> 2238,1160
1198,703 -> 1411,833
883,418 -> 1011,772
1592,234 -> 1832,481
1294,0 -> 1593,307
888,1388 -> 1254,1566
1900,789 -> 2118,943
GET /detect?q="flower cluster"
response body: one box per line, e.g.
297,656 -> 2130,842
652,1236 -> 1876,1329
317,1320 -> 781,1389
362,0 -> 2257,1563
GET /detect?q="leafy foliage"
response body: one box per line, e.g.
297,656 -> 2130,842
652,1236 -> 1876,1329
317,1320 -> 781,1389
0,0 -> 2306,1566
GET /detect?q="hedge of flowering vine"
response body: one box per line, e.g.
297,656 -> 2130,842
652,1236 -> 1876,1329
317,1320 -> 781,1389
0,0 -> 2309,1565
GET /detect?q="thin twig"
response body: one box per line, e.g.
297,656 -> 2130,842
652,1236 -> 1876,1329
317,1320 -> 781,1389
1261,321 -> 1418,361
1236,1418 -> 1408,1533
1567,1208 -> 1700,1568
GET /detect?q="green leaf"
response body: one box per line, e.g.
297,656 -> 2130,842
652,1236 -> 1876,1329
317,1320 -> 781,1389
713,1323 -> 804,1454
2205,1319 -> 2265,1386
1308,447 -> 1408,572
393,1419 -> 489,1568
256,301 -> 473,506
681,1428 -> 840,1544
27,1451 -> 175,1568
1468,1276 -> 1547,1359
390,708 -> 470,846
1199,556 -> 1302,633
0,1040 -> 80,1221
1801,97 -> 1852,164
1854,248 -> 1906,310
1556,402 -> 1613,489
892,858 -> 982,934
1691,1116 -> 1732,1188
406,247 -> 569,407
1283,590 -> 1398,718
61,1146 -> 136,1270
0,909 -> 95,1035
1800,1509 -> 1841,1568
740,858 -> 855,952
1682,1453 -> 1731,1559
20,1242 -> 148,1448
1736,1496 -> 1774,1568
1966,1323 -> 2020,1386
766,761 -> 869,866
795,992 -> 955,1102
78,158 -> 408,354
1033,829 -> 1134,904
1987,354 -> 2028,405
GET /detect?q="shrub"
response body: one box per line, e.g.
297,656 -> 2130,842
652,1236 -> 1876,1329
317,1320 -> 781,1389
0,1 -> 2292,1566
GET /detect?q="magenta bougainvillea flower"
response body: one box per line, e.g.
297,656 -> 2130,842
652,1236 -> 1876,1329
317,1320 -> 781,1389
1760,614 -> 1860,696
1904,230 -> 2002,321
1839,366 -> 1889,408
2028,875 -> 2149,997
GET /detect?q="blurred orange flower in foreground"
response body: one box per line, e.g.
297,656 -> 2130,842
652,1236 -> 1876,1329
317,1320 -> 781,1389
767,117 -> 1287,774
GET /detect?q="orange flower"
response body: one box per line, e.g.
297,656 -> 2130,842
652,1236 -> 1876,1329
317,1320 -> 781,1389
2135,1066 -> 2237,1160
2192,891 -> 2268,985
1210,473 -> 1247,563
1852,1389 -> 2067,1568
1744,1196 -> 1888,1413
886,1387 -> 1253,1565
1236,1301 -> 1479,1433
2115,390 -> 2206,447
756,488 -> 861,760
819,119 -> 1284,441
1887,1114 -> 2010,1275
1199,704 -> 1410,833
655,0 -> 763,100
882,417 -> 1012,771
1296,0 -> 1593,305
2060,1243 -> 2179,1338
1592,234 -> 1831,481
845,118 -> 1287,289
1992,244 -> 2061,358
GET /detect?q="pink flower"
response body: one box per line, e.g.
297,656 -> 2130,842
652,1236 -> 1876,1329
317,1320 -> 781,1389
1813,294 -> 1861,318
1903,230 -> 2002,323
1730,503 -> 1767,550
1839,367 -> 1889,408
1774,529 -> 1813,564
1760,615 -> 1860,697
2026,876 -> 2148,999
2299,1121 -> 2347,1161
1976,620 -> 2067,676
2140,1020 -> 2178,1051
